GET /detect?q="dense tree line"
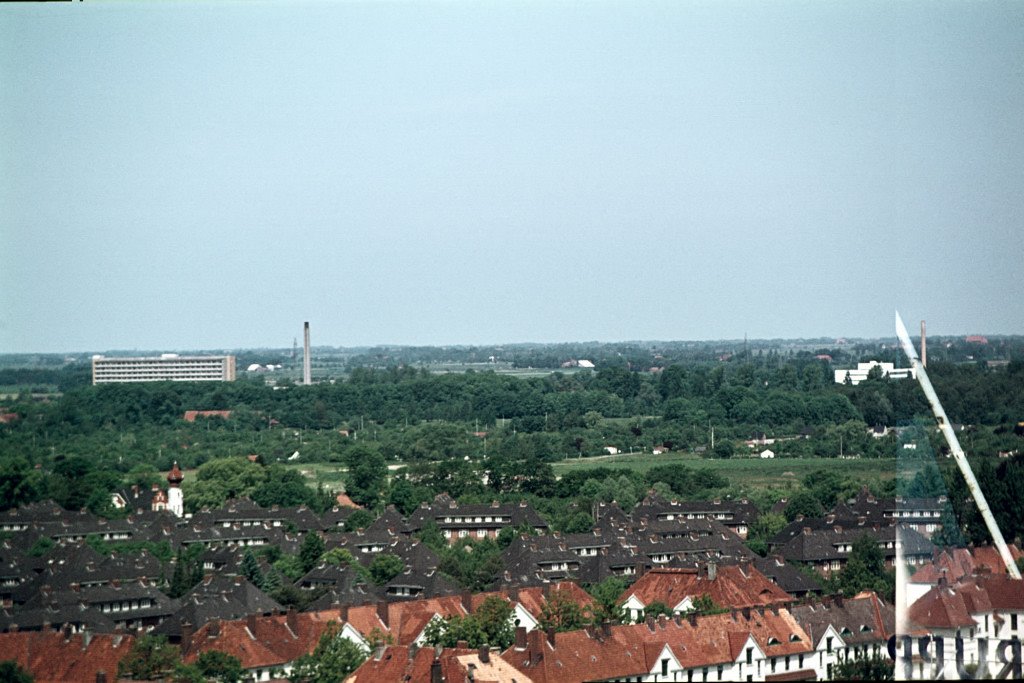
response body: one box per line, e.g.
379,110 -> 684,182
2,352 -> 1022,550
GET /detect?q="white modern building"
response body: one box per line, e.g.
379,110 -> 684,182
833,361 -> 916,385
92,354 -> 236,384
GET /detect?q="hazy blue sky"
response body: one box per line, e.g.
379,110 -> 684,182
3,1 -> 1023,353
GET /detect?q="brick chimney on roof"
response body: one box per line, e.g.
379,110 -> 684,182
181,621 -> 194,652
527,628 -> 546,661
514,626 -> 527,650
286,607 -> 298,633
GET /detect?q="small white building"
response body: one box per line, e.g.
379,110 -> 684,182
759,449 -> 775,459
833,361 -> 916,385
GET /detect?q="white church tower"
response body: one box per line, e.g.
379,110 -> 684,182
167,462 -> 184,518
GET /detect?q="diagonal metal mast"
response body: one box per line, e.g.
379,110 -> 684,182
895,311 -> 1020,579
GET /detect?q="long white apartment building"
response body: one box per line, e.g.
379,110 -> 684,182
91,354 -> 236,384
833,360 -> 916,385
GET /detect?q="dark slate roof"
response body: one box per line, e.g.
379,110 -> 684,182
791,592 -> 894,647
113,484 -> 163,513
26,513 -> 141,543
405,496 -> 549,533
383,568 -> 460,600
776,524 -> 933,564
592,502 -> 632,531
299,562 -> 364,589
321,506 -> 358,530
635,530 -> 756,565
152,575 -> 283,639
42,550 -> 165,591
189,499 -> 322,533
304,583 -> 382,611
768,516 -> 878,549
752,556 -> 822,596
0,604 -> 118,633
844,486 -> 947,516
633,495 -> 761,527
499,536 -> 586,587
629,516 -> 736,540
330,527 -> 406,555
0,501 -> 68,530
363,506 -> 407,535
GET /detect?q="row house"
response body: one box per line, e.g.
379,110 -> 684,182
789,592 -> 893,679
10,581 -> 178,633
0,501 -> 73,533
773,523 -> 933,578
501,607 -> 820,683
190,498 -> 323,533
836,486 -> 947,539
405,494 -> 549,543
634,495 -> 761,539
182,609 -> 339,682
636,531 -> 756,568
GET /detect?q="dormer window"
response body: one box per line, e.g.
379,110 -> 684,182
767,637 -> 780,645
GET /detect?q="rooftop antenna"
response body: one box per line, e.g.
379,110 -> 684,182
895,310 -> 1020,579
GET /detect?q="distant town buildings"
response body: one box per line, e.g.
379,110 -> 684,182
91,354 -> 236,384
833,360 -> 915,386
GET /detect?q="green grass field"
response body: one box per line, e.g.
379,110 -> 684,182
553,452 -> 901,501
281,451 -> 901,505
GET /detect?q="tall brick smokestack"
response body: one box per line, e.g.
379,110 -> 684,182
303,322 -> 312,386
921,320 -> 927,368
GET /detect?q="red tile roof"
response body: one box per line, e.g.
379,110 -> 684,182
620,565 -> 794,611
334,493 -> 362,509
0,630 -> 135,683
473,582 -> 597,623
346,645 -> 529,683
907,586 -> 977,630
183,611 -> 326,670
502,607 -> 813,683
967,575 -> 1024,611
765,669 -> 819,681
910,545 -> 1023,585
